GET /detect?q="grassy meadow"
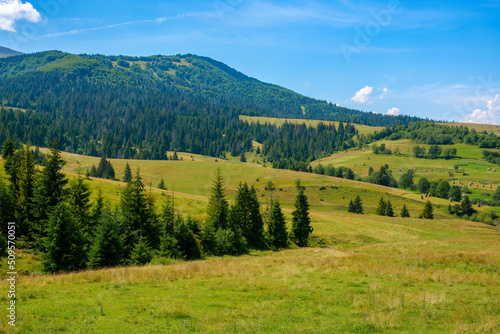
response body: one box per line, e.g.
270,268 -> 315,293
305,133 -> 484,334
1,138 -> 500,333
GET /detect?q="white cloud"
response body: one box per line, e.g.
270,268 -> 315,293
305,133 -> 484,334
351,85 -> 373,104
462,94 -> 500,124
387,107 -> 401,116
0,0 -> 41,32
378,87 -> 389,99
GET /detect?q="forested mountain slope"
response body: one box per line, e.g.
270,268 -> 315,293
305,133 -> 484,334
0,51 -> 422,164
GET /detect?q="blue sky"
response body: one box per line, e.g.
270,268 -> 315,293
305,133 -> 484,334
1,0 -> 500,123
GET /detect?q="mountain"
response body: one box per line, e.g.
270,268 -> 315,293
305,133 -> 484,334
0,46 -> 24,58
0,51 -> 423,166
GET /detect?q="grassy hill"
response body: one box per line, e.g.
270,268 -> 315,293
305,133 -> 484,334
439,122 -> 500,136
1,148 -> 500,332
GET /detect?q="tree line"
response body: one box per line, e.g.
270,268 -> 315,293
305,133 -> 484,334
0,141 -> 313,272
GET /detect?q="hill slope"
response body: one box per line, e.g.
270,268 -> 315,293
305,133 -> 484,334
0,46 -> 23,58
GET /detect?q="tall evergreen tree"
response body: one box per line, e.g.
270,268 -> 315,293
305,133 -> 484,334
460,196 -> 475,217
33,143 -> 68,245
67,175 -> 92,242
267,201 -> 288,250
422,200 -> 434,219
291,188 -> 313,246
173,216 -> 202,260
0,177 -> 14,234
15,145 -> 37,237
347,199 -> 356,213
376,197 -> 386,216
158,178 -> 165,190
385,200 -> 394,217
400,204 -> 410,218
43,203 -> 87,272
120,169 -> 158,258
88,212 -> 124,268
161,195 -> 175,236
231,182 -> 265,249
353,195 -> 363,214
123,163 -> 132,183
130,235 -> 153,265
206,168 -> 229,230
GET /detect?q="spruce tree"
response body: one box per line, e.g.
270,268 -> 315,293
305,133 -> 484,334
158,178 -> 165,190
123,163 -> 132,183
120,169 -> 158,258
231,182 -> 265,249
161,195 -> 175,236
422,200 -> 434,219
347,199 -> 356,213
174,216 -> 202,260
385,200 -> 394,217
206,168 -> 229,230
2,139 -> 17,189
88,213 -> 124,268
91,188 -> 105,225
291,188 -> 313,246
15,145 -> 37,237
376,197 -> 386,216
268,201 -> 288,250
353,195 -> 363,214
0,177 -> 14,234
44,203 -> 86,272
67,175 -> 92,242
33,143 -> 67,245
400,204 -> 410,218
460,196 -> 474,217
130,235 -> 153,265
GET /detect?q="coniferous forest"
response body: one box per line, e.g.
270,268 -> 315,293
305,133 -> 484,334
0,140 -> 313,272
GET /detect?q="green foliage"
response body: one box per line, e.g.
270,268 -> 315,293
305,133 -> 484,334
0,236 -> 6,257
123,163 -> 132,183
398,169 -> 414,189
120,169 -> 160,257
400,204 -> 410,218
435,180 -> 451,199
422,200 -> 434,219
348,195 -> 364,214
376,197 -> 386,216
417,177 -> 431,194
206,168 -> 229,230
291,189 -> 313,246
130,235 -> 153,266
33,143 -> 68,245
158,178 -> 165,190
364,165 -> 397,188
267,201 -> 288,250
67,175 -> 92,241
43,203 -> 87,272
385,200 -> 394,217
173,216 -> 202,260
0,176 -> 14,232
448,185 -> 462,202
230,182 -> 265,249
15,145 -> 37,238
426,145 -> 443,159
88,213 -> 124,268
90,157 -> 115,179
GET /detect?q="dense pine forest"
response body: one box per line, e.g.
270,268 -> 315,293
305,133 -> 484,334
0,51 -> 424,171
0,141 -> 313,271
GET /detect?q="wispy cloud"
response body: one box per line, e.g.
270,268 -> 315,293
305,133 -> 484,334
43,17 -> 171,38
0,0 -> 41,32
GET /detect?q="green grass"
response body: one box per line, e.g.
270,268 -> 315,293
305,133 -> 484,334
1,145 -> 500,333
1,217 -> 499,333
239,115 -> 384,136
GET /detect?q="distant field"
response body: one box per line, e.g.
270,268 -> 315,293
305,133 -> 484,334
239,115 -> 384,136
31,149 -> 456,221
313,139 -> 500,204
439,122 -> 500,136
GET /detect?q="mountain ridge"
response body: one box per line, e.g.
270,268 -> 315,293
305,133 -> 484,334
0,46 -> 24,58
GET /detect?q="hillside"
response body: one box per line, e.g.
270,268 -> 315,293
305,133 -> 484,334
0,46 -> 23,58
1,150 -> 499,332
0,51 -> 426,168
